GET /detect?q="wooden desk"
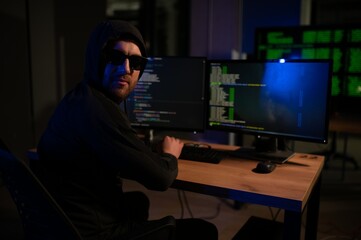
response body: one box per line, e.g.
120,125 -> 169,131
173,142 -> 324,240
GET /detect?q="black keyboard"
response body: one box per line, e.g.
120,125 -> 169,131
179,145 -> 224,164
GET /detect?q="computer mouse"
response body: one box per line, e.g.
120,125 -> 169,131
254,161 -> 276,173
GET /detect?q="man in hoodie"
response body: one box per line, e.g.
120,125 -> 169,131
37,20 -> 218,240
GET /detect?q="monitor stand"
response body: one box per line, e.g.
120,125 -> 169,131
144,129 -> 155,146
227,136 -> 294,164
143,129 -> 166,152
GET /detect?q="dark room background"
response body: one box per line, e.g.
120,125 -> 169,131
1,0 -> 360,158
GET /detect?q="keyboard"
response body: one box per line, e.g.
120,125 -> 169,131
179,145 -> 224,164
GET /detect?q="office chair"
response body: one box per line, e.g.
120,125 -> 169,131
0,140 -> 84,240
0,139 -> 176,240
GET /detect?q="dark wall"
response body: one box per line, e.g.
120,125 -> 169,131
312,0 -> 361,25
0,0 -> 33,157
0,0 -> 105,157
241,0 -> 302,56
53,1 -> 106,91
190,0 -> 242,59
2,0 -> 360,156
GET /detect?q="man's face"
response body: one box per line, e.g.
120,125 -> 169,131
102,40 -> 143,103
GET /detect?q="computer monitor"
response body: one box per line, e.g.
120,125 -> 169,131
125,56 -> 207,135
206,59 -> 332,162
254,25 -> 361,116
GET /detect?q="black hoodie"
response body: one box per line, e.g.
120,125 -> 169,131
37,20 -> 178,240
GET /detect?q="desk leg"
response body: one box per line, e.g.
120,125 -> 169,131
342,134 -> 348,180
305,176 -> 321,240
283,177 -> 321,240
284,210 -> 302,240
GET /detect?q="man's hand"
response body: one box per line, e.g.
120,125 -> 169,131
161,136 -> 184,158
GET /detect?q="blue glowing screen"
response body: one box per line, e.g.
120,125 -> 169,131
208,59 -> 332,143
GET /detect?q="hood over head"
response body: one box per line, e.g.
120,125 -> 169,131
83,20 -> 147,89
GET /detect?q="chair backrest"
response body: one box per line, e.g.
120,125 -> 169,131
0,139 -> 83,240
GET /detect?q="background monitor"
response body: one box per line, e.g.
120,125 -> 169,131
206,59 -> 332,160
125,56 -> 207,134
253,25 -> 361,116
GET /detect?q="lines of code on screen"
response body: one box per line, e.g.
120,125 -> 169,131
125,57 -> 206,132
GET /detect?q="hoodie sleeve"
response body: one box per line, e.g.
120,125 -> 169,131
76,86 -> 178,191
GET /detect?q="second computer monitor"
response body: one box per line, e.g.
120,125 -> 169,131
207,59 -> 332,144
125,56 -> 207,133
